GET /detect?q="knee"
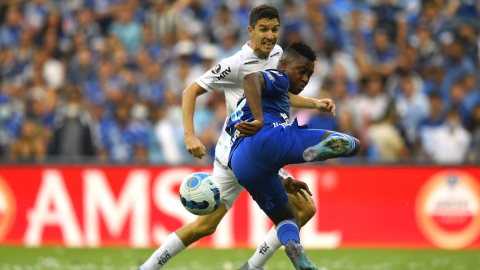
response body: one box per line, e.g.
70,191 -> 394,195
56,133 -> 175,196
298,199 -> 316,226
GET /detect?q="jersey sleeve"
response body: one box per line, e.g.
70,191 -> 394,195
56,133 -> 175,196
259,70 -> 289,96
196,57 -> 240,92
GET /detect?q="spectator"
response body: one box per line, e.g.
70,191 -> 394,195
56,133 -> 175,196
0,94 -> 23,156
467,105 -> 480,162
414,25 -> 441,69
395,74 -> 430,144
0,47 -> 17,84
68,47 -> 97,84
371,0 -> 404,43
0,5 -> 23,48
458,23 -> 479,64
146,0 -> 177,46
153,105 -> 191,165
419,94 -> 445,129
384,49 -> 424,99
415,0 -> 448,39
49,86 -> 96,158
459,73 -> 480,124
208,5 -> 240,45
13,30 -> 35,80
75,7 -> 103,50
421,109 -> 472,164
352,75 -> 391,130
23,0 -> 53,32
98,102 -> 149,163
10,119 -> 46,162
367,104 -> 408,163
441,39 -> 476,102
109,5 -> 142,53
141,24 -> 163,61
36,11 -> 63,47
137,62 -> 165,107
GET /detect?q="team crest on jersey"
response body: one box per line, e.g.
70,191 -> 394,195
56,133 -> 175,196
270,70 -> 283,76
211,66 -> 231,83
211,64 -> 221,74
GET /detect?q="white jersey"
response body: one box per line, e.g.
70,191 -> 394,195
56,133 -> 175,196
196,41 -> 283,165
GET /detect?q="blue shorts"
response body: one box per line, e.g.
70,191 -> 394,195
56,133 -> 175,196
230,118 -> 327,215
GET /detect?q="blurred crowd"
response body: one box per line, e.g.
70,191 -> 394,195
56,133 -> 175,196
0,0 -> 479,165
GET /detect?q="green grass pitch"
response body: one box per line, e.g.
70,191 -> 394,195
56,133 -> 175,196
0,247 -> 479,270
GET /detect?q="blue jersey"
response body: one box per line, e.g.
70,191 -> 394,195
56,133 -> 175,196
226,69 -> 291,161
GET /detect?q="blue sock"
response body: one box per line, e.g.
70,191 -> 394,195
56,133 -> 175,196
327,133 -> 358,155
277,219 -> 300,246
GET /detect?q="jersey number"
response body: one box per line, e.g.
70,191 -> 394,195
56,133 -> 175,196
231,98 -> 247,121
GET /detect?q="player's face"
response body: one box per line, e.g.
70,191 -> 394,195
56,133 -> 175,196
248,18 -> 280,58
284,57 -> 314,95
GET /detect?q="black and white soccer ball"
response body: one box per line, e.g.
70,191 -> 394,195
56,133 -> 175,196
179,172 -> 222,216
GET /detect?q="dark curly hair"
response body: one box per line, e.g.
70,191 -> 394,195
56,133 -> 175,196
249,4 -> 280,29
284,41 -> 317,62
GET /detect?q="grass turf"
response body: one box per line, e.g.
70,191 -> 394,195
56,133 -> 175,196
0,247 -> 479,270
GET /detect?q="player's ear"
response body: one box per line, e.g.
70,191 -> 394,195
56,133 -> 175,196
247,26 -> 254,37
279,59 -> 288,71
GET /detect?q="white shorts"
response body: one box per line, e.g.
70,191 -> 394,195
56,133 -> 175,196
213,157 -> 244,211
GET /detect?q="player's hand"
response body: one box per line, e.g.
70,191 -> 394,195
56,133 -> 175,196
235,119 -> 263,138
315,99 -> 336,117
185,135 -> 206,159
281,177 -> 313,203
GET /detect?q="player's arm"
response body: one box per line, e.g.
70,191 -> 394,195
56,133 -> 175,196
235,72 -> 267,138
182,81 -> 208,158
289,93 -> 336,117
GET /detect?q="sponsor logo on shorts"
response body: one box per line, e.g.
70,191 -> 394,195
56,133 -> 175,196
0,175 -> 15,243
259,241 -> 270,255
211,64 -> 221,74
157,250 -> 171,266
273,122 -> 292,129
211,67 -> 231,83
415,170 -> 480,249
244,60 -> 259,65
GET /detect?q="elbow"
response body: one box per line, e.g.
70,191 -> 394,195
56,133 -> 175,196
243,73 -> 254,84
182,87 -> 190,101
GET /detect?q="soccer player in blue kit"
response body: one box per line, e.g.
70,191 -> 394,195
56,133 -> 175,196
226,42 -> 361,270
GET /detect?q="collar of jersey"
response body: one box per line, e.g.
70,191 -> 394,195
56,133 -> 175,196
243,41 -> 276,60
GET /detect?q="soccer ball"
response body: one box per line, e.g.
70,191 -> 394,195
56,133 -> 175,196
179,172 -> 222,216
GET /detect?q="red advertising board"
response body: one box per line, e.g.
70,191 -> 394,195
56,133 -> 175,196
0,166 -> 479,249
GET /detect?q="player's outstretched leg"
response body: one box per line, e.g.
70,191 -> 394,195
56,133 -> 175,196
303,132 -> 361,162
137,204 -> 228,270
239,193 -> 316,270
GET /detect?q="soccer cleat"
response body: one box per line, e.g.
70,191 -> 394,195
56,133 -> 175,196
303,136 -> 351,162
285,242 -> 317,270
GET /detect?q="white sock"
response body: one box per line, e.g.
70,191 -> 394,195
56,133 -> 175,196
140,232 -> 186,270
247,226 -> 282,269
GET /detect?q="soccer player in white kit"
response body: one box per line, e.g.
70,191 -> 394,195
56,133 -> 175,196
137,5 -> 336,270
